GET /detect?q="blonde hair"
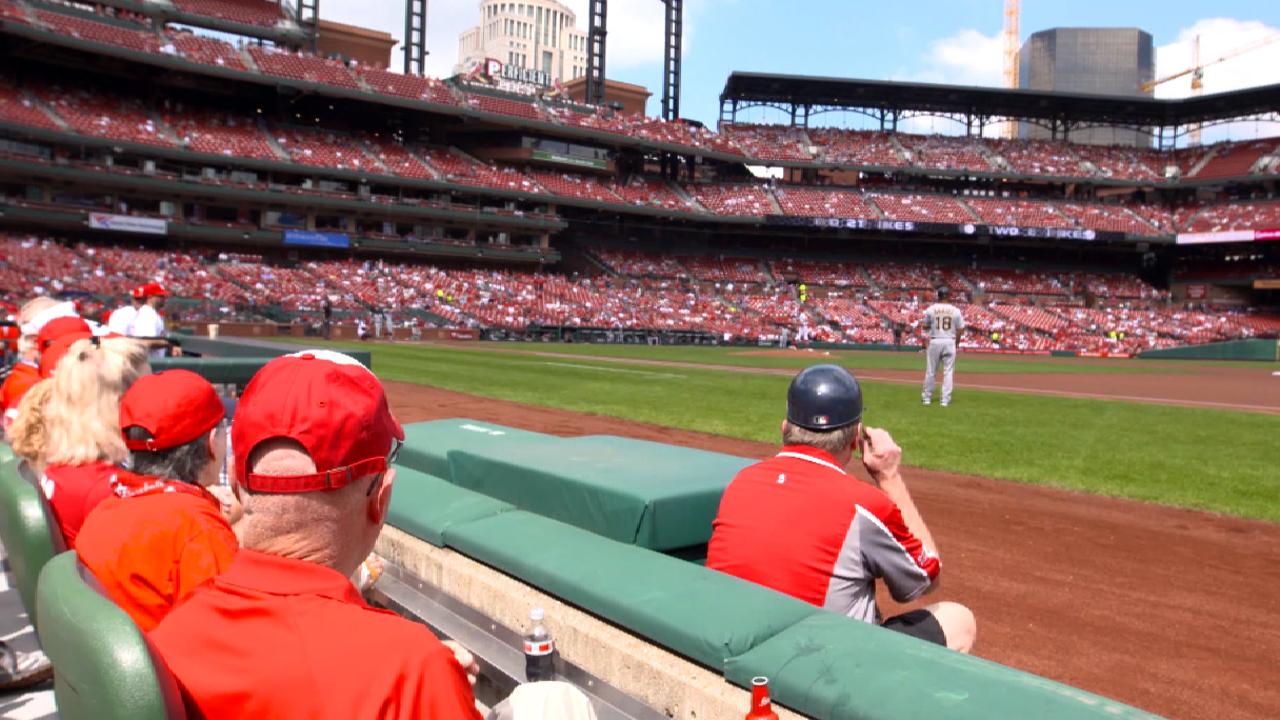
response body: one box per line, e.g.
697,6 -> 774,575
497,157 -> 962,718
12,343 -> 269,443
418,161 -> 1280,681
43,337 -> 150,466
9,379 -> 53,467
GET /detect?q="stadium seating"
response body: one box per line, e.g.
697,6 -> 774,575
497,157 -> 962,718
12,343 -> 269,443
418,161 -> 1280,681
807,128 -> 906,167
772,187 -> 876,218
163,108 -> 277,159
720,124 -> 812,163
871,193 -> 973,224
356,67 -> 458,105
989,139 -> 1085,177
33,85 -> 174,147
271,126 -> 377,170
172,0 -> 289,27
528,170 -> 623,204
34,9 -> 161,54
898,133 -> 993,172
771,259 -> 870,287
1180,200 -> 1280,233
1057,202 -> 1162,236
364,136 -> 436,179
1191,139 -> 1277,179
167,30 -> 248,71
248,47 -> 359,88
463,91 -> 543,121
687,185 -> 774,216
420,148 -> 544,193
965,197 -> 1070,228
0,81 -> 60,131
1071,144 -> 1167,181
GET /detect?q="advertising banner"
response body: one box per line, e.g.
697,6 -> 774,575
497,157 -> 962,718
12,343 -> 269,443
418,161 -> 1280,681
283,230 -> 350,249
88,213 -> 167,236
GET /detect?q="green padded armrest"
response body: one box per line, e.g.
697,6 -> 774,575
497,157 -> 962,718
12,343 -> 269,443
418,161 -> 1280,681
448,435 -> 752,550
396,419 -> 556,481
36,552 -> 183,720
442,511 -> 817,670
724,613 -> 1162,720
0,458 -> 57,625
387,467 -> 515,547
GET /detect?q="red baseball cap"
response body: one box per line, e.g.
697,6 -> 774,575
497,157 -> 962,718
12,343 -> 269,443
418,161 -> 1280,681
120,370 -> 225,452
233,350 -> 403,493
37,316 -> 91,351
40,332 -> 92,378
142,282 -> 171,298
130,285 -> 147,300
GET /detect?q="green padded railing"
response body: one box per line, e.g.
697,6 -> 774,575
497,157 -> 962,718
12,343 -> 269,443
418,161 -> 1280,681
36,552 -> 184,720
385,419 -> 1165,719
149,357 -> 273,388
0,456 -> 57,625
396,418 -> 555,481
172,335 -> 371,367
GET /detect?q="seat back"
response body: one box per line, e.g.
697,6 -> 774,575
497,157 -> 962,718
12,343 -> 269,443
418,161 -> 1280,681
35,552 -> 187,720
0,456 -> 57,624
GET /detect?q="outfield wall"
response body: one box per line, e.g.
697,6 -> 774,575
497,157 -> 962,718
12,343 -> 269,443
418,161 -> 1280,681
1138,339 -> 1279,361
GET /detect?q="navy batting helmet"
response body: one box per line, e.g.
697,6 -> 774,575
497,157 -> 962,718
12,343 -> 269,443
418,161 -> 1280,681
786,364 -> 863,431
937,286 -> 951,300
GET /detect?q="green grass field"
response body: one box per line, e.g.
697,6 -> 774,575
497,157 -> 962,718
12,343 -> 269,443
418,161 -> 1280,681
287,340 -> 1280,521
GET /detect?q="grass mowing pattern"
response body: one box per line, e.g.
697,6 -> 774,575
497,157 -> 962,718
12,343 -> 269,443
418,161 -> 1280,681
445,342 -> 1253,374
300,340 -> 1280,521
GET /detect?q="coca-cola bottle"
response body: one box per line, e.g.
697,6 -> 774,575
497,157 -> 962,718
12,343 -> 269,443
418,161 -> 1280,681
744,676 -> 780,720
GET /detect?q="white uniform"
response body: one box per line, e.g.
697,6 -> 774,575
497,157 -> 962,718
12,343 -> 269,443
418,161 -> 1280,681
922,302 -> 964,406
129,304 -> 167,359
796,314 -> 813,343
107,304 -> 138,336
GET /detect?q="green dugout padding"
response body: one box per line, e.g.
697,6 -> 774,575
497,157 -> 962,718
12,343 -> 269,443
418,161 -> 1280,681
448,434 -> 752,550
0,456 -> 57,625
442,510 -> 818,670
36,552 -> 184,720
396,419 -> 556,481
724,613 -> 1160,720
386,467 -> 514,547
150,357 -> 272,387
1139,338 -> 1279,361
173,335 -> 371,367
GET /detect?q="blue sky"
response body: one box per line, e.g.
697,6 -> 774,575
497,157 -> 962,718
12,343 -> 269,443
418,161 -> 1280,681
325,1 -> 1280,135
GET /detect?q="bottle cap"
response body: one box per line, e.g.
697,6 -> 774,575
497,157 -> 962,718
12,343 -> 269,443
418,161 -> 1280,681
530,607 -> 545,622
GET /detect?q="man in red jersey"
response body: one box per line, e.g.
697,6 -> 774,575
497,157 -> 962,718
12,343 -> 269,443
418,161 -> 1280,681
76,369 -> 238,631
707,364 -> 976,652
150,350 -> 481,720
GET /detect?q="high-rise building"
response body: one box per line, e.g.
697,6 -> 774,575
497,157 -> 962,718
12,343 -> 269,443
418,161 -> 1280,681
456,0 -> 588,87
1019,28 -> 1155,147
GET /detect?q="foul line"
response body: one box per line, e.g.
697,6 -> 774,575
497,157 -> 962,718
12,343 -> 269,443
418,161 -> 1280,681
541,362 -> 685,379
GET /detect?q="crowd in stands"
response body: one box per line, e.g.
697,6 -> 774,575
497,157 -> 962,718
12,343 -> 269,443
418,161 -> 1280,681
6,74 -> 1280,235
11,0 -> 1277,185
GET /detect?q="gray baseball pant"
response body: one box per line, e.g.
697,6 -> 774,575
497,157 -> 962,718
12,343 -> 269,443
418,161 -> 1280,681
922,339 -> 956,404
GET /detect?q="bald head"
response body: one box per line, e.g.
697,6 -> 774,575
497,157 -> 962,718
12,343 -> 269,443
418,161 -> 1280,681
237,438 -> 395,578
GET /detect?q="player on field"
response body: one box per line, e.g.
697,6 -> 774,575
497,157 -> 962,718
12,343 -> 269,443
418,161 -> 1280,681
921,287 -> 964,407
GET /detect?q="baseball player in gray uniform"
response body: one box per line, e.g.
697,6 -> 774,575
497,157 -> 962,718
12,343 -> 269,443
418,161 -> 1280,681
922,287 -> 964,407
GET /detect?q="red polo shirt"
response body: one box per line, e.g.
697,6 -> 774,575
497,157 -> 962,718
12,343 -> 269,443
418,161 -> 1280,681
707,445 -> 940,624
150,549 -> 482,720
76,472 -> 238,631
39,461 -> 118,549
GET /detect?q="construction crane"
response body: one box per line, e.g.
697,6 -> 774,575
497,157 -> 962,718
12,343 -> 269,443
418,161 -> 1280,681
1141,32 -> 1280,94
1141,31 -> 1280,145
1001,0 -> 1020,138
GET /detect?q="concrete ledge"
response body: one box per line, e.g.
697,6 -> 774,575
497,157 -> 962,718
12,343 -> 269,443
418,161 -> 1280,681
376,525 -> 807,719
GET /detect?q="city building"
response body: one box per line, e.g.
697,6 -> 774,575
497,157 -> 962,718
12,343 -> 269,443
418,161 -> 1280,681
456,0 -> 588,88
1019,27 -> 1155,147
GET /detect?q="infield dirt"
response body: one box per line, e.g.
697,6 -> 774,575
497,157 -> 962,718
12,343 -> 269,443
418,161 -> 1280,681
386,378 -> 1280,720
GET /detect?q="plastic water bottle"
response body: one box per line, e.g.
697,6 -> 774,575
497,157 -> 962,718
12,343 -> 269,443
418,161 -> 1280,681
744,676 -> 780,720
523,607 -> 556,682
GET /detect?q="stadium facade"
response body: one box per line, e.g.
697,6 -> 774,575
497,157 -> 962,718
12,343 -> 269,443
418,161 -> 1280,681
456,0 -> 588,86
1019,27 -> 1155,147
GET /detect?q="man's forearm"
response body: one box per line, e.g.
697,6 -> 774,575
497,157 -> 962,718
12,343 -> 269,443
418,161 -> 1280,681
877,473 -> 937,555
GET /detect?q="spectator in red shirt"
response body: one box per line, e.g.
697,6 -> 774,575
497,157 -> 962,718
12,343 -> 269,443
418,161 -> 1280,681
2,296 -> 59,431
707,364 -> 976,652
151,350 -> 482,720
76,369 -> 239,631
38,335 -> 150,549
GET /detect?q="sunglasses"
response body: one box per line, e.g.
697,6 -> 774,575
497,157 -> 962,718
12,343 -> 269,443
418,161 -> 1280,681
366,437 -> 402,497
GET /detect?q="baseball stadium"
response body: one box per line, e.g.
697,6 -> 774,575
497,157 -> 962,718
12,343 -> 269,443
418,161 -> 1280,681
0,0 -> 1278,718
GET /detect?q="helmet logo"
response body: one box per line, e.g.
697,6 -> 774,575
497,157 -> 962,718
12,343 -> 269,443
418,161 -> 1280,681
813,415 -> 828,425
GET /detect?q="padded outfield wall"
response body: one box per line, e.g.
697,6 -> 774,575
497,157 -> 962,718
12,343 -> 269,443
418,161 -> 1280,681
1139,339 -> 1280,361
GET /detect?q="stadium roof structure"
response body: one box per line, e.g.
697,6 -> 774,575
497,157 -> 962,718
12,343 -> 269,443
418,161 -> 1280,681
720,72 -> 1280,140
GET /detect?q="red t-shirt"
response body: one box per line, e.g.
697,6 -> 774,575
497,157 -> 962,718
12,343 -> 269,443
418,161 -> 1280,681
150,549 -> 482,720
707,445 -> 940,624
39,461 -> 118,550
76,472 -> 238,631
2,362 -> 40,421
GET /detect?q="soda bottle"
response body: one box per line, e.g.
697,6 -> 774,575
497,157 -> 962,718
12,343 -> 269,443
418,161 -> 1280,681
523,607 -> 556,682
744,676 -> 780,720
